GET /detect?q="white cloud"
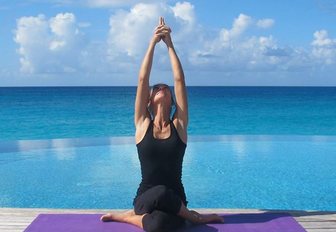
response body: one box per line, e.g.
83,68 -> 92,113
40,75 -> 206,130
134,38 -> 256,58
12,2 -> 336,85
14,14 -> 49,73
188,14 -> 314,73
312,30 -> 334,46
13,2 -> 199,75
49,13 -> 79,51
312,30 -> 336,64
14,13 -> 87,73
106,1 -> 198,69
257,18 -> 274,29
108,3 -> 162,58
216,14 -> 252,49
171,1 -> 195,25
227,14 -> 252,39
190,15 -> 265,67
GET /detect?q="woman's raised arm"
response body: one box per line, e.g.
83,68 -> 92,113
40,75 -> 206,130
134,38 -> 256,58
161,19 -> 188,129
134,18 -> 165,127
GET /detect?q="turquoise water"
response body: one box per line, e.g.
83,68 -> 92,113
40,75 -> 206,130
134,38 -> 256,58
1,87 -> 335,210
1,87 -> 336,140
0,135 -> 335,211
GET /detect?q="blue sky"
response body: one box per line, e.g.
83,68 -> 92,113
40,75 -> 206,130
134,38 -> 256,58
1,0 -> 336,86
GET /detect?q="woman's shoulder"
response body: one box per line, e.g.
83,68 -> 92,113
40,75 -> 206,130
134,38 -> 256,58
135,117 -> 152,145
172,118 -> 187,145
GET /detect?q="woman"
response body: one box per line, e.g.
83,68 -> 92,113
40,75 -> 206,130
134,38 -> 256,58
101,17 -> 224,232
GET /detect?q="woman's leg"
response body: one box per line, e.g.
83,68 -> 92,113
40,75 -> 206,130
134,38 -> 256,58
100,209 -> 187,232
101,185 -> 184,230
133,185 -> 223,224
100,204 -> 224,230
101,184 -> 224,230
100,185 -> 175,228
133,185 -> 223,226
100,209 -> 146,229
134,185 -> 182,215
142,210 -> 185,232
177,202 -> 224,224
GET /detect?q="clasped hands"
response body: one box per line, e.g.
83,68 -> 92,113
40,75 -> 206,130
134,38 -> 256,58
152,17 -> 173,47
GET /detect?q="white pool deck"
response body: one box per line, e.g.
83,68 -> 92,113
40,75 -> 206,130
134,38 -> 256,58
0,207 -> 335,232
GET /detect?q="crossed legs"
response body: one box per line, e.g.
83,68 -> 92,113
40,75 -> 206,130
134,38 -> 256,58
101,185 -> 224,232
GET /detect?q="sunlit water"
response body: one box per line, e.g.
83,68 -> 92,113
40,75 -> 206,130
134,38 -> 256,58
1,135 -> 335,211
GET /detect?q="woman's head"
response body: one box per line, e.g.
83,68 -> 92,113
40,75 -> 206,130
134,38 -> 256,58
148,83 -> 175,119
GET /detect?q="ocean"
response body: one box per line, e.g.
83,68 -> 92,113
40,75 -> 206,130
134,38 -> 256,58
1,86 -> 336,140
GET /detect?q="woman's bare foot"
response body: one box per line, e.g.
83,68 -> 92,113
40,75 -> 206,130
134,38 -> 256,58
189,210 -> 224,224
100,210 -> 135,222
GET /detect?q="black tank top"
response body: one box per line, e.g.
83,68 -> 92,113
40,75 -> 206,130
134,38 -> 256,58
133,120 -> 187,205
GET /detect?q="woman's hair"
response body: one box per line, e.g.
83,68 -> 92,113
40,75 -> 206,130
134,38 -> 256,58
148,83 -> 176,119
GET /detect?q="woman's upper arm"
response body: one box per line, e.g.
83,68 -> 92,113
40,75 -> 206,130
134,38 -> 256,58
173,78 -> 188,128
134,78 -> 150,127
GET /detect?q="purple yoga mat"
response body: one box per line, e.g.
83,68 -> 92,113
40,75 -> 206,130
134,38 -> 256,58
24,212 -> 307,232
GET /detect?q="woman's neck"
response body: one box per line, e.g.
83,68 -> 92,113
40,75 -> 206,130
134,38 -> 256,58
153,105 -> 170,130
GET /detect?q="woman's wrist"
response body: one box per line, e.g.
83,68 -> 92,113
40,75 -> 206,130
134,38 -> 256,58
167,43 -> 175,53
166,41 -> 174,49
150,38 -> 156,45
149,38 -> 158,49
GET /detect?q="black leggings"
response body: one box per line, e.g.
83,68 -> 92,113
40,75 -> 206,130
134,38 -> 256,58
133,185 -> 186,232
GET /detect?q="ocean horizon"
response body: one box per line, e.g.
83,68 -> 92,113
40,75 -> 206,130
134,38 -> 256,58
1,86 -> 336,141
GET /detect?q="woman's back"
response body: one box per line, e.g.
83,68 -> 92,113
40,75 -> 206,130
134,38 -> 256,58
134,120 -> 187,205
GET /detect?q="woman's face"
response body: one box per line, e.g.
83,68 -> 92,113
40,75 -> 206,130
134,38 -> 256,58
150,84 -> 172,108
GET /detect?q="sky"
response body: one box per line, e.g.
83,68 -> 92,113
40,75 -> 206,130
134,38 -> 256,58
1,0 -> 336,86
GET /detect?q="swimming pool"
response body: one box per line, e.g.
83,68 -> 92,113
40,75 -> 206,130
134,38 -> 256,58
1,135 -> 335,211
